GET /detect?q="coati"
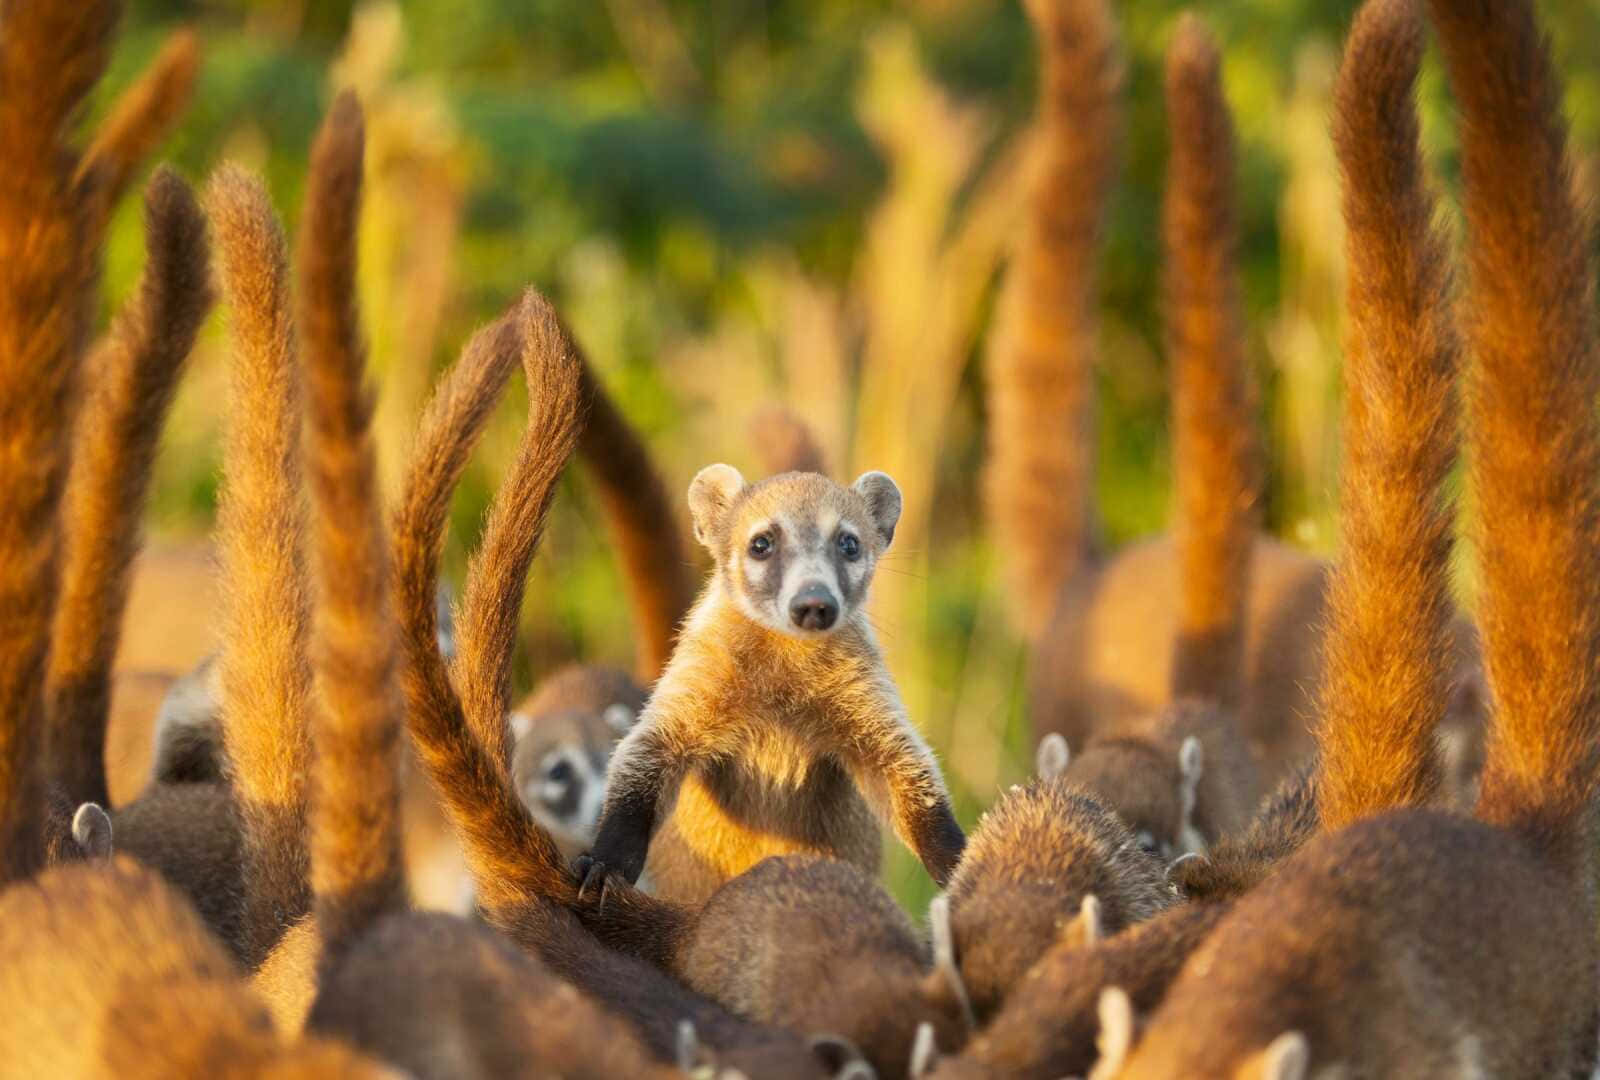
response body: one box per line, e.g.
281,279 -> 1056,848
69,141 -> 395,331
1106,0 -> 1600,1074
391,276 -> 869,1080
985,0 -> 1483,796
579,464 -> 966,905
0,0 -> 199,880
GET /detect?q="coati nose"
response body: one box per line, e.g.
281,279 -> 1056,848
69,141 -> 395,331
789,585 -> 839,631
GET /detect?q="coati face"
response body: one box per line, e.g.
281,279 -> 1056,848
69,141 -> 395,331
689,464 -> 902,638
508,665 -> 645,857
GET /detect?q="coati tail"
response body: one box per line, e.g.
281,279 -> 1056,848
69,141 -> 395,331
298,94 -> 408,961
576,362 -> 695,683
0,0 -> 120,880
982,0 -> 1121,638
1428,0 -> 1600,868
48,168 -> 212,808
206,165 -> 314,965
1315,0 -> 1459,832
1163,15 -> 1257,710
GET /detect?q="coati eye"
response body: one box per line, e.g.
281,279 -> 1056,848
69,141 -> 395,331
838,533 -> 861,560
546,759 -> 574,784
748,533 -> 774,560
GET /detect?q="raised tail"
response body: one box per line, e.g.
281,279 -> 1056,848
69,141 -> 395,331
982,0 -> 1121,639
394,291 -> 581,914
576,365 -> 696,683
1163,16 -> 1257,711
0,0 -> 120,880
1316,0 -> 1459,833
297,94 -> 408,965
47,168 -> 212,808
77,27 -> 200,230
748,404 -> 829,477
1426,0 -> 1600,870
206,165 -> 314,966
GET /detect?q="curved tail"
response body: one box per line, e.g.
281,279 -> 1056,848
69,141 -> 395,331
983,0 -> 1121,639
576,366 -> 696,683
394,291 -> 581,914
1427,0 -> 1600,870
1314,0 -> 1460,832
206,165 -> 314,966
0,0 -> 120,880
748,405 -> 829,477
298,94 -> 408,963
47,169 -> 212,809
1163,17 -> 1257,711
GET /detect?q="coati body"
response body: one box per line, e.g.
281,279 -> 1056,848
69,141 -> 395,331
509,664 -> 644,860
942,773 -> 1170,1021
0,857 -> 392,1078
1107,0 -> 1600,1074
584,465 -> 965,904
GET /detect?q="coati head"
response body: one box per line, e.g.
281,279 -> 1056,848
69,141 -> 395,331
1052,731 -> 1205,861
509,665 -> 645,857
688,466 -> 901,638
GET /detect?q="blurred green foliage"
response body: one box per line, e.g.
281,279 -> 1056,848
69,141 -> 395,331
104,0 -> 1600,907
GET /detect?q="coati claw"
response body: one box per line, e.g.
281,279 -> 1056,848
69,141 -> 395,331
575,856 -> 609,902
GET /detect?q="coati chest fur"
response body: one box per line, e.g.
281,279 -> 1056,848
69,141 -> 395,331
583,466 -> 964,905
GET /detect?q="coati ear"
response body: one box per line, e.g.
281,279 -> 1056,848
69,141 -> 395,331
603,703 -> 636,736
677,1019 -> 713,1075
1059,892 -> 1102,949
927,894 -> 977,1031
810,1034 -> 873,1078
909,1021 -> 938,1077
851,471 -> 902,548
1036,732 -> 1071,779
71,803 -> 112,859
688,464 -> 746,548
1087,986 -> 1135,1080
508,711 -> 533,741
1239,1032 -> 1310,1080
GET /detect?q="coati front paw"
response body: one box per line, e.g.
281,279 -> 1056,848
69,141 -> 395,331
918,805 -> 967,887
573,840 -> 647,901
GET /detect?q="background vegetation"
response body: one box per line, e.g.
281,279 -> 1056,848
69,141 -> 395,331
108,0 -> 1600,906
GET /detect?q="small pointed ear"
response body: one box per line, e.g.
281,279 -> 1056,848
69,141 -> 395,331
851,471 -> 902,548
72,803 -> 113,859
688,464 -> 746,548
1036,732 -> 1071,780
927,894 -> 977,1032
1060,893 -> 1102,949
676,1019 -> 701,1071
602,703 -> 636,736
1087,987 -> 1134,1080
1241,1032 -> 1310,1080
508,711 -> 533,741
1178,735 -> 1204,820
909,1021 -> 938,1078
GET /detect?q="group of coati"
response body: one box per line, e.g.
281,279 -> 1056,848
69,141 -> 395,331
0,0 -> 1594,1075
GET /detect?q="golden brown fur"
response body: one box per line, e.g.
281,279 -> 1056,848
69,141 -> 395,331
983,0 -> 1120,639
588,468 -> 964,906
0,857 -> 392,1078
575,360 -> 696,683
0,0 -> 119,880
77,28 -> 200,227
1112,2 -> 1600,1073
1313,0 -> 1460,831
48,168 -> 213,809
1163,17 -> 1256,711
943,778 -> 1170,1021
206,165 -> 314,966
297,92 -> 407,960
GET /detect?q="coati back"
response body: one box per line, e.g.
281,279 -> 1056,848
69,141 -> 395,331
941,772 -> 1170,1021
582,465 -> 965,905
0,857 -> 394,1079
1110,1 -> 1600,1074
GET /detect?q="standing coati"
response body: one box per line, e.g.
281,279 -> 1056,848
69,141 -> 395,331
1105,0 -> 1600,1074
984,0 -> 1484,796
579,464 -> 966,905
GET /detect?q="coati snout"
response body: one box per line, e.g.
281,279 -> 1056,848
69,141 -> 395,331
789,584 -> 839,631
